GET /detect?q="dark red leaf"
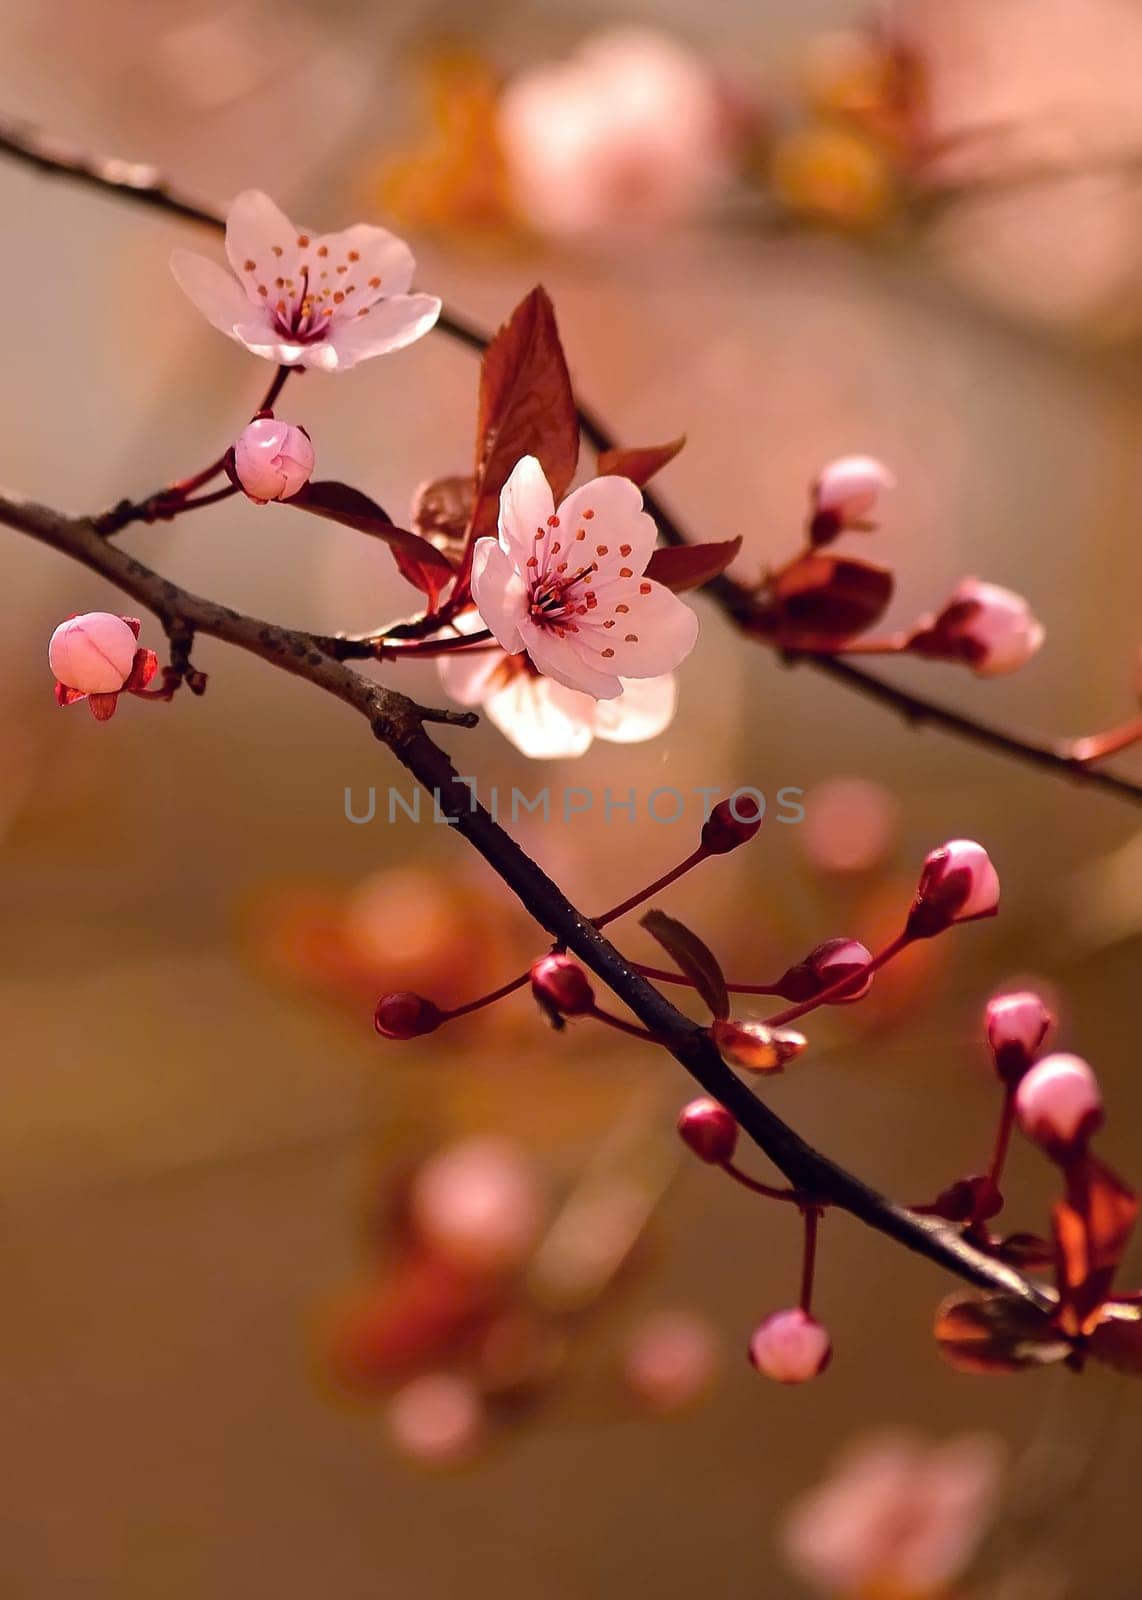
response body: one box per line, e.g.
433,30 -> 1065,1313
471,286 -> 579,541
644,538 -> 743,594
411,475 -> 476,556
934,1291 -> 1069,1375
640,909 -> 729,1020
291,480 -> 456,605
772,553 -> 894,639
596,436 -> 685,487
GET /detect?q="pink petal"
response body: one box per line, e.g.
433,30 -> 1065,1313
224,190 -> 302,297
313,222 -> 418,303
486,674 -> 595,759
589,673 -> 677,743
498,456 -> 556,566
437,643 -> 509,707
470,539 -> 528,653
556,473 -> 658,577
169,250 -> 251,337
518,615 -> 622,699
576,580 -> 699,678
229,315 -> 310,366
325,295 -> 442,368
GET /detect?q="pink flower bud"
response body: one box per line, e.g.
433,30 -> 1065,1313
748,1308 -> 832,1383
48,611 -> 139,694
909,579 -> 1045,677
410,1137 -> 545,1274
530,953 -> 595,1018
233,417 -> 314,503
1015,1053 -> 1103,1156
374,991 -> 444,1039
906,840 -> 1000,939
810,455 -> 895,544
778,937 -> 874,1004
677,1097 -> 739,1164
701,791 -> 764,853
985,990 -> 1054,1086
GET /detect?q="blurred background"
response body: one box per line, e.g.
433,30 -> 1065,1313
0,0 -> 1140,1595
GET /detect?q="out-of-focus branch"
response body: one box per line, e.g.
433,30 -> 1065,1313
0,114 -> 1134,804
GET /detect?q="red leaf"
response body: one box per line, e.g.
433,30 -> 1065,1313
1088,1301 -> 1142,1376
596,436 -> 685,487
644,538 -> 743,594
87,692 -> 120,722
471,287 -> 579,541
1053,1152 -> 1138,1335
640,909 -> 729,1020
772,553 -> 895,639
411,474 -> 476,557
125,648 -> 159,692
291,480 -> 456,605
934,1291 -> 1070,1375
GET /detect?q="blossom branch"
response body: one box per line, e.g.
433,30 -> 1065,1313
0,484 -> 1052,1312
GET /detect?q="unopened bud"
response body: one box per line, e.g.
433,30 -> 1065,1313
748,1308 -> 832,1383
906,839 -> 999,939
1015,1053 -> 1103,1158
985,990 -> 1054,1086
233,417 -> 314,503
701,792 -> 764,854
48,611 -> 139,694
677,1097 -> 739,1164
530,953 -> 595,1018
809,454 -> 894,545
777,937 -> 873,1004
908,579 -> 1044,677
712,1019 -> 808,1074
374,990 -> 444,1039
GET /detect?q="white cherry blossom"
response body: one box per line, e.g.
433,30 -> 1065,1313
170,190 -> 440,371
470,456 -> 698,708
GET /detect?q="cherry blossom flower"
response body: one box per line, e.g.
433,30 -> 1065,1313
170,190 -> 440,371
810,454 -> 895,543
499,28 -> 733,237
780,1429 -> 1003,1598
469,457 -> 699,714
48,612 -> 159,722
233,417 -> 314,502
1015,1052 -> 1104,1156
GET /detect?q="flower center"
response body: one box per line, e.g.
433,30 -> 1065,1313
528,561 -> 598,633
270,266 -> 332,346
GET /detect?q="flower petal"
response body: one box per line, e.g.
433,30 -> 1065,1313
590,674 -> 677,743
471,539 -> 528,653
556,473 -> 659,578
498,456 -> 556,565
224,189 -> 303,300
313,222 -> 418,303
518,615 -> 622,699
325,294 -> 442,368
577,580 -> 698,678
437,643 -> 511,707
486,674 -> 595,759
170,250 -> 252,338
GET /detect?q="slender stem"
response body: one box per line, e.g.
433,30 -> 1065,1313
800,1206 -> 821,1313
595,847 -> 708,929
1069,717 -> 1142,765
440,970 -> 530,1021
764,934 -> 909,1027
635,962 -> 783,995
720,1160 -> 801,1203
987,1093 -> 1017,1191
586,1004 -> 678,1046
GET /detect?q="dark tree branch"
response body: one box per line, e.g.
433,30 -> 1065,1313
0,112 -> 1135,805
1,486 -> 1051,1310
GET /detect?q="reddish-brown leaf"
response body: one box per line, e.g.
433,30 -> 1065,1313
1053,1152 -> 1139,1334
644,538 -> 743,594
291,480 -> 456,605
596,436 -> 685,487
934,1291 -> 1070,1375
411,475 -> 476,556
771,553 -> 894,639
640,909 -> 729,1020
471,286 -> 579,541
